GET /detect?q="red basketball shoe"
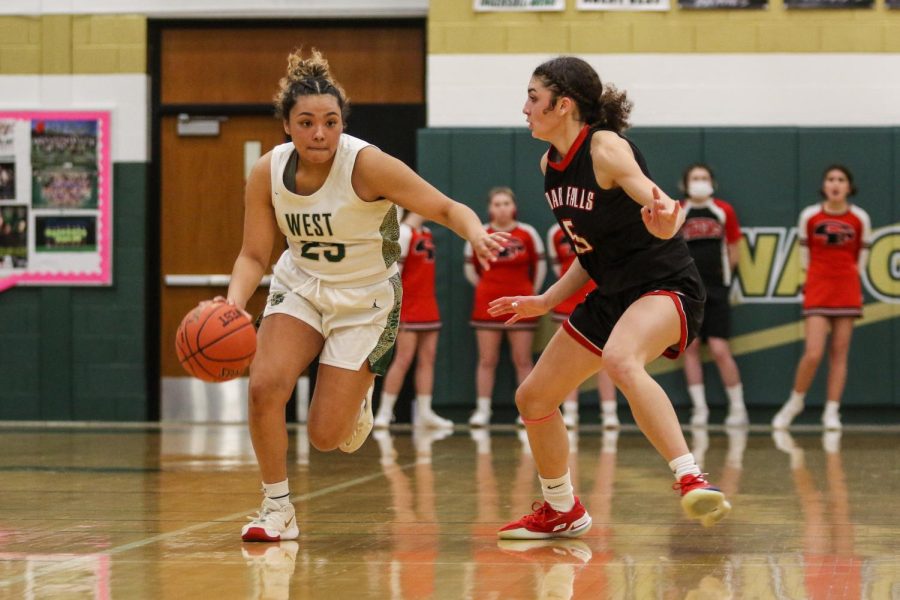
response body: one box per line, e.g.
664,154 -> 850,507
674,473 -> 731,527
498,497 -> 592,540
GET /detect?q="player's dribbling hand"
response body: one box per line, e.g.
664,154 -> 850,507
203,296 -> 251,320
472,231 -> 511,271
641,187 -> 682,240
488,295 -> 549,326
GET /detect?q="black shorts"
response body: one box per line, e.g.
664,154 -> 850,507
563,266 -> 705,360
699,285 -> 731,340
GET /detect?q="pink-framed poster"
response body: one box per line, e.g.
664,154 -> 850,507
0,111 -> 112,292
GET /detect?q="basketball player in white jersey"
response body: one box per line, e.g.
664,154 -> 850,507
225,48 -> 507,542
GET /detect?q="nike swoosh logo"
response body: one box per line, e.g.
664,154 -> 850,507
548,483 -> 565,489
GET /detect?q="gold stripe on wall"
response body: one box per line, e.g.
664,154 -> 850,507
0,14 -> 146,75
429,0 -> 900,54
645,301 -> 900,376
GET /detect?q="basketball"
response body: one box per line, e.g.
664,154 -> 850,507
175,300 -> 256,382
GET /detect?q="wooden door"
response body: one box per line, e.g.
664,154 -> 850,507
159,116 -> 285,377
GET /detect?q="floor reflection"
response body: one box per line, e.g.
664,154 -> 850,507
1,424 -> 898,599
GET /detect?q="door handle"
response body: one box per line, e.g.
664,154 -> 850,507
165,274 -> 272,287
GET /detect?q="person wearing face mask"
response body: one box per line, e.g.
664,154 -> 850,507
679,164 -> 747,427
773,164 -> 871,431
465,186 -> 546,427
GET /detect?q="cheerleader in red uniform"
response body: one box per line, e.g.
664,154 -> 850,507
466,187 -> 546,427
773,165 -> 872,431
547,222 -> 619,428
375,211 -> 453,429
679,164 -> 746,427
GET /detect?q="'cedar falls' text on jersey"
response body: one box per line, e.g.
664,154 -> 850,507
543,126 -> 694,294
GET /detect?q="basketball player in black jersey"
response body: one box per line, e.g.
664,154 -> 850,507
489,57 -> 732,539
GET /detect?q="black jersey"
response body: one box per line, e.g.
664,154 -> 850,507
681,198 -> 742,288
543,126 -> 695,294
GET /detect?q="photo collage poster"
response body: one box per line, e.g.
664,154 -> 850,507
0,111 -> 112,292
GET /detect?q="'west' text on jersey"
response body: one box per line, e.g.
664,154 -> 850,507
284,212 -> 334,238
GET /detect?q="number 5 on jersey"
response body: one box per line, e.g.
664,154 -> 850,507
561,219 -> 594,254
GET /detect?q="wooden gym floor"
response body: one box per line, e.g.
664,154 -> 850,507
0,423 -> 897,599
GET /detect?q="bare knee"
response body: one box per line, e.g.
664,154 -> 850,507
306,418 -> 343,452
708,339 -> 731,363
390,350 -> 415,373
248,375 -> 292,418
602,350 -> 643,389
802,347 -> 825,365
828,346 -> 849,368
684,339 -> 702,359
515,379 -> 547,419
511,353 -> 533,373
478,352 -> 499,370
417,344 -> 436,366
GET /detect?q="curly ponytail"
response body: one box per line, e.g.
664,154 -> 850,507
274,47 -> 350,122
532,56 -> 632,133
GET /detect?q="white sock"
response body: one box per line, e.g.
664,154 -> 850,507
823,401 -> 840,416
262,479 -> 291,507
602,430 -> 618,453
787,390 -> 805,408
691,430 -> 709,470
601,400 -> 616,415
790,449 -> 805,470
416,394 -> 433,415
726,384 -> 745,410
540,471 -> 575,513
726,430 -> 747,469
668,453 -> 702,480
688,384 -> 708,411
378,392 -> 398,416
475,396 -> 491,413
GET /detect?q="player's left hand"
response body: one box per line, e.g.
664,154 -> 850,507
471,231 -> 511,271
641,187 -> 682,239
488,294 -> 549,326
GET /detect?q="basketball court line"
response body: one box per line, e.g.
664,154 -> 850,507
0,458 -> 421,588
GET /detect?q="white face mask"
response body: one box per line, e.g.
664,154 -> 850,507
687,180 -> 714,200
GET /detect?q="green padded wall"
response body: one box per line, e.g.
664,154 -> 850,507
418,127 -> 900,411
0,163 -> 148,420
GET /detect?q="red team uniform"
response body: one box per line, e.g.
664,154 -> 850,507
680,198 -> 742,339
466,223 -> 544,329
547,222 -> 597,321
798,204 -> 871,318
398,224 -> 441,330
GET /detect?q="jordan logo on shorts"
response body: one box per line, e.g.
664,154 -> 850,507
269,292 -> 286,306
372,300 -> 380,309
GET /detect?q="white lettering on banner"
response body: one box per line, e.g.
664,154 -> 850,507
864,225 -> 900,303
577,0 -> 671,11
733,225 -> 900,304
474,0 -> 565,10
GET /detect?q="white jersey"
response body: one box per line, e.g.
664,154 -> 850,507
270,134 -> 400,287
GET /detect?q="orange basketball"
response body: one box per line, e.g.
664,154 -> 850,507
175,300 -> 257,382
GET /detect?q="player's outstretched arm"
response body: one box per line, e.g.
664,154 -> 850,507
353,147 -> 507,270
227,152 -> 279,311
591,132 -> 684,239
488,259 -> 590,326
